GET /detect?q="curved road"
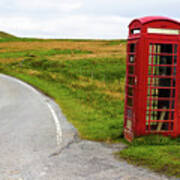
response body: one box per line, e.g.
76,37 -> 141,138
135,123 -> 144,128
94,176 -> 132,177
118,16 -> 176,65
0,74 -> 177,180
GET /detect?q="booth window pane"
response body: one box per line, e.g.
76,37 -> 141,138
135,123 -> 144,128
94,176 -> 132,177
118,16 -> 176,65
146,43 -> 177,132
150,44 -> 173,55
127,87 -> 133,96
129,55 -> 135,63
159,66 -> 172,75
127,97 -> 133,106
148,77 -> 175,88
153,44 -> 173,54
129,44 -> 136,53
148,99 -> 172,110
148,66 -> 151,75
152,78 -> 172,87
131,29 -> 141,34
149,55 -> 152,64
147,109 -> 171,118
153,44 -> 161,53
152,55 -> 160,65
150,55 -> 173,65
174,56 -> 177,64
149,44 -> 152,53
174,45 -> 177,54
126,108 -> 133,119
171,112 -> 175,119
147,88 -> 151,96
150,122 -> 173,131
158,78 -> 173,87
159,56 -> 172,65
149,66 -> 172,76
151,89 -> 159,97
147,88 -> 175,98
128,65 -> 134,74
126,119 -> 132,130
158,88 -> 174,98
128,76 -> 135,85
171,100 -> 175,109
160,44 -> 173,53
173,89 -> 175,97
173,67 -> 176,76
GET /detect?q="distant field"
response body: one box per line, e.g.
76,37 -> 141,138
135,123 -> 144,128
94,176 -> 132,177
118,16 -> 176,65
0,37 -> 126,141
0,34 -> 180,177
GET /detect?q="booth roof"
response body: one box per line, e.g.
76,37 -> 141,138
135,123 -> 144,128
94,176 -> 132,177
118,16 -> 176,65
129,16 -> 180,26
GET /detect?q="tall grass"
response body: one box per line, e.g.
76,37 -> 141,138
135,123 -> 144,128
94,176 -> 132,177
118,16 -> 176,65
1,54 -> 126,141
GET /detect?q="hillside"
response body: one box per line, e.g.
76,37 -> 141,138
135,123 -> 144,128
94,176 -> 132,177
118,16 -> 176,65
0,31 -> 16,39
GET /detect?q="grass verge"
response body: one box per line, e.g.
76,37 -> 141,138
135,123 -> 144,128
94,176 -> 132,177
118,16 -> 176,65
117,144 -> 180,177
0,54 -> 126,141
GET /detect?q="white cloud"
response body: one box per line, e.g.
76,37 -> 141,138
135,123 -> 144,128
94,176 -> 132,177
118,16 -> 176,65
59,2 -> 83,11
0,0 -> 179,39
0,15 -> 130,39
12,0 -> 83,12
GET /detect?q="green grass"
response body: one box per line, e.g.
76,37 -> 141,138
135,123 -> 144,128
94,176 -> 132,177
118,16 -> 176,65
0,55 -> 125,141
107,39 -> 127,45
0,31 -> 52,42
115,135 -> 180,177
0,49 -> 92,59
118,144 -> 180,177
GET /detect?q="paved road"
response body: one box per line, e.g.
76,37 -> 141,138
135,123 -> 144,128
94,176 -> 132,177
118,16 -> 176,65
0,74 -> 178,180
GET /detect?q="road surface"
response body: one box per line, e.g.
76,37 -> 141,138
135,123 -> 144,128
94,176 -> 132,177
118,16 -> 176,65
0,74 -> 177,180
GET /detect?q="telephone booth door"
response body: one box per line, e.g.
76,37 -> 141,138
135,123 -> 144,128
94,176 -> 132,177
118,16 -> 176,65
145,41 -> 179,135
124,40 -> 138,141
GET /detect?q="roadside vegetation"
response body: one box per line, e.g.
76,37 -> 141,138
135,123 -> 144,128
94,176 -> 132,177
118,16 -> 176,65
0,32 -> 179,177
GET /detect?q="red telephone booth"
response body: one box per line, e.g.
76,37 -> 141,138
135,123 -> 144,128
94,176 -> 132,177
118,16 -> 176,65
124,16 -> 180,142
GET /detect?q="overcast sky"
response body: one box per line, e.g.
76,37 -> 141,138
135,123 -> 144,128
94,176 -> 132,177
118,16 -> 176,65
0,0 -> 179,39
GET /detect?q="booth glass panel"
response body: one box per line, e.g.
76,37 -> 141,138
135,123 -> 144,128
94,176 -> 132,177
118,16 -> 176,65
146,43 -> 177,132
129,44 -> 136,53
128,65 -> 135,74
125,43 -> 136,131
128,76 -> 135,85
129,55 -> 135,63
127,87 -> 133,96
126,108 -> 133,119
